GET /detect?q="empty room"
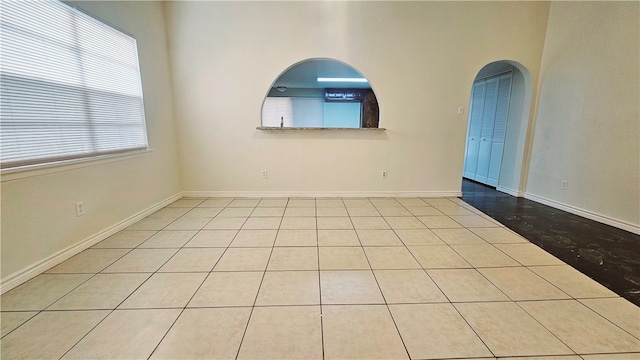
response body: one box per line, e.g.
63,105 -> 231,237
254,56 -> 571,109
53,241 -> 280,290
1,1 -> 638,359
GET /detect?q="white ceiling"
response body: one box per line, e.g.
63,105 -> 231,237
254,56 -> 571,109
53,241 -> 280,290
272,59 -> 371,89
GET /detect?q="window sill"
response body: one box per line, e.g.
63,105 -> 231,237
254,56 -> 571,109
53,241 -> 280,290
256,127 -> 386,131
1,149 -> 153,182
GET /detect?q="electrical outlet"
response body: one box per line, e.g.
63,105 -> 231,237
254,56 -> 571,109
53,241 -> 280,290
561,180 -> 568,190
75,201 -> 85,216
261,170 -> 268,178
381,170 -> 387,179
457,106 -> 464,114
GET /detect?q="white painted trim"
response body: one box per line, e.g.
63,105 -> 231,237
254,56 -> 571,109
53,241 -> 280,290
496,185 -> 524,197
0,192 -> 182,295
182,191 -> 462,198
524,192 -> 640,235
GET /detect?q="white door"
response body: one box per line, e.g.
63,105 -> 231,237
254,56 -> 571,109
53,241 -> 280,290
487,74 -> 513,186
474,77 -> 499,184
463,82 -> 485,179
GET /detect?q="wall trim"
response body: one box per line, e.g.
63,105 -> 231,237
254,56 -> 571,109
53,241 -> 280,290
524,192 -> 640,235
0,192 -> 183,295
182,190 -> 462,198
497,185 -> 524,197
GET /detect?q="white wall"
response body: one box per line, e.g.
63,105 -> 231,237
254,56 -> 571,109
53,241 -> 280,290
165,1 -> 550,196
0,1 -> 182,286
527,1 -> 640,230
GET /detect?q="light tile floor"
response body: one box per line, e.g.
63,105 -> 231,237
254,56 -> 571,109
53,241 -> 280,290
2,197 -> 639,360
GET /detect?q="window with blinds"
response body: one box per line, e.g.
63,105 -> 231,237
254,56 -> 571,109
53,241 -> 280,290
0,1 -> 148,170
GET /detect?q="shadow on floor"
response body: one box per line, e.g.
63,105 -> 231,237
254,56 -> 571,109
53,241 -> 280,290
460,179 -> 640,306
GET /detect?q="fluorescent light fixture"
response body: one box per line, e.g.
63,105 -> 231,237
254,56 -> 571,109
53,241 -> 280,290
317,77 -> 368,83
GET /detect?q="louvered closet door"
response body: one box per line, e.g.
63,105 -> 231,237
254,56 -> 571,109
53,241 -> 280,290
463,82 -> 486,179
474,77 -> 499,184
487,73 -> 513,186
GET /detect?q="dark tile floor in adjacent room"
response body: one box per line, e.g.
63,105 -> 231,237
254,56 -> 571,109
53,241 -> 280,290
461,179 -> 640,306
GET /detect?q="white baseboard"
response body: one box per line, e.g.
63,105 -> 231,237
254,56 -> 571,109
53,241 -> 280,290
496,186 -> 524,197
182,190 -> 462,198
524,192 -> 640,235
0,192 -> 183,295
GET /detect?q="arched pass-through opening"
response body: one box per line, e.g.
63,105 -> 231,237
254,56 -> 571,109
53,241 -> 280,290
462,60 -> 533,196
260,58 -> 380,129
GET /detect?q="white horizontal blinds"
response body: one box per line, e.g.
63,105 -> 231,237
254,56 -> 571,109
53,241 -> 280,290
262,97 -> 293,127
0,1 -> 148,169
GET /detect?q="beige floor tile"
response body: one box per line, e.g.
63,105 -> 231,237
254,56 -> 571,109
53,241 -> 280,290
396,198 -> 429,207
385,216 -> 427,229
228,198 -> 260,207
284,207 -> 316,217
151,308 -> 251,359
164,217 -> 212,231
119,273 -> 207,309
183,207 -> 222,217
376,207 -> 413,217
343,199 -> 374,207
139,230 -> 197,248
395,229 -> 445,245
422,198 -> 455,207
168,199 -> 204,208
317,217 -> 354,230
432,228 -> 487,245
318,229 -> 360,246
198,198 -> 233,207
479,267 -> 570,301
275,229 -> 317,246
203,217 -> 247,230
189,272 -> 263,307
320,271 -> 384,304
579,297 -> 640,338
427,269 -> 509,302
257,198 -> 289,207
255,271 -> 320,305
346,207 -> 380,216
356,229 -> 403,246
370,198 -> 402,207
92,230 -> 156,248
213,248 -> 272,271
316,199 -> 345,207
127,217 -> 175,231
529,265 -> 618,298
455,302 -> 573,357
494,243 -> 565,266
46,249 -> 129,273
433,205 -> 477,216
364,247 -> 421,269
48,273 -> 150,310
319,247 -> 370,270
417,215 -> 463,228
280,217 -> 317,229
184,230 -> 237,247
150,207 -> 191,218
451,244 -> 520,267
580,354 -> 640,360
250,207 -> 285,217
374,270 -> 447,303
230,229 -> 277,247
1,310 -> 109,360
1,274 -> 92,311
316,207 -> 349,217
102,249 -> 177,273
237,306 -> 323,359
389,303 -> 492,359
62,309 -> 181,359
408,245 -> 472,269
218,207 -> 254,217
0,311 -> 37,337
350,216 -> 389,230
242,217 -> 281,229
267,247 -> 318,270
519,300 -> 640,354
406,206 -> 443,216
322,305 -> 408,359
470,227 -> 528,244
158,248 -> 225,272
499,356 -> 581,360
287,199 -> 316,207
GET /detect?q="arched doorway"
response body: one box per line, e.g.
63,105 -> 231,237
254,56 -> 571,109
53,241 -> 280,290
462,61 -> 533,196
